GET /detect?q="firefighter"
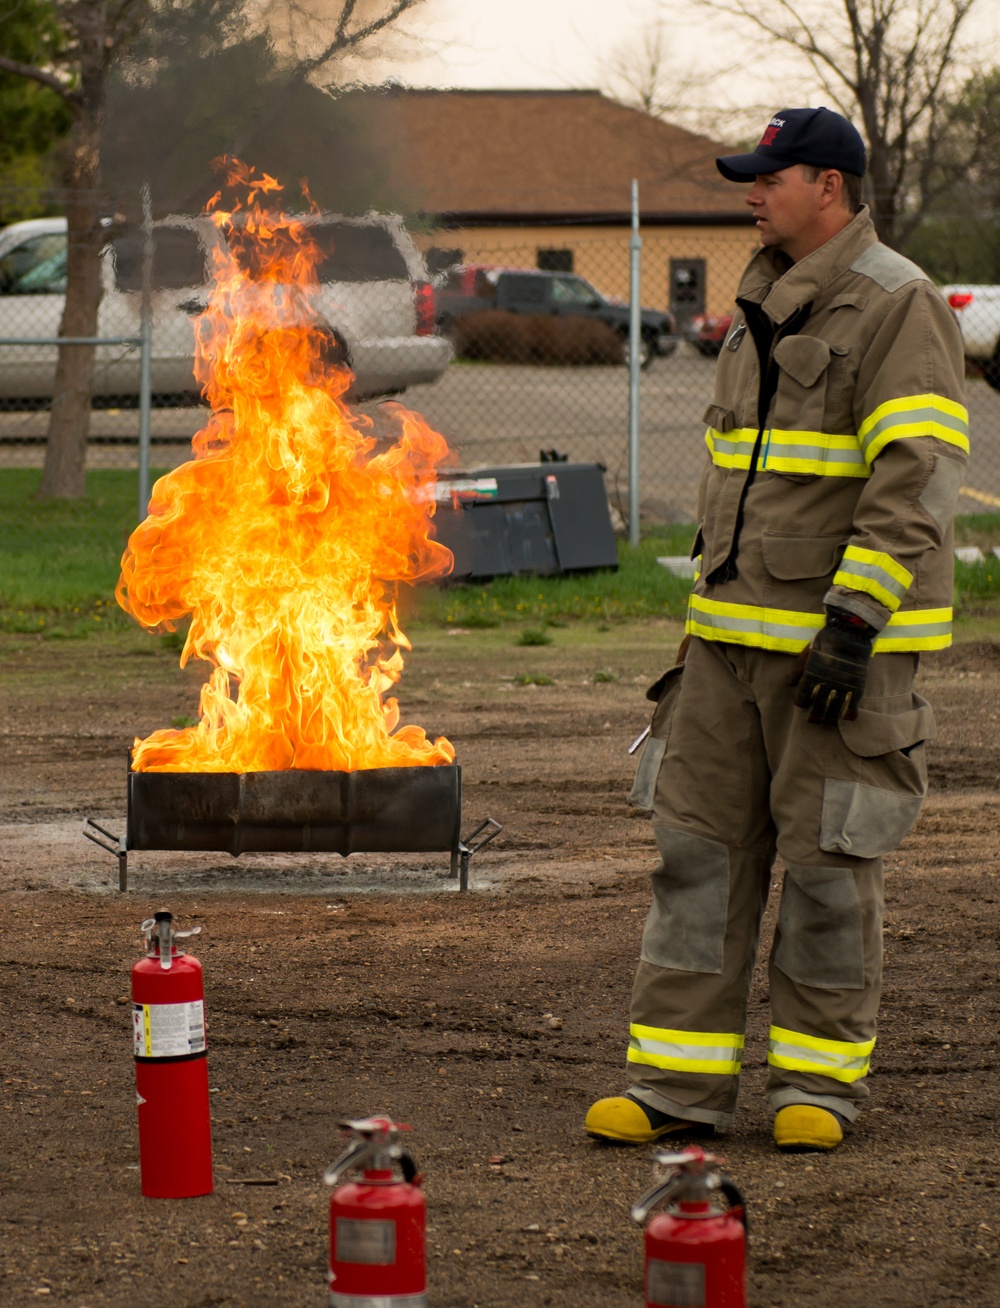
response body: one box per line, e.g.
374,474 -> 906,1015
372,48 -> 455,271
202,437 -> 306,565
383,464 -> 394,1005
586,107 -> 968,1152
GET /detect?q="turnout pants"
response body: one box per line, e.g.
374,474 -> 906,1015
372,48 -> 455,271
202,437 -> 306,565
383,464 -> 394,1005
628,637 -> 934,1128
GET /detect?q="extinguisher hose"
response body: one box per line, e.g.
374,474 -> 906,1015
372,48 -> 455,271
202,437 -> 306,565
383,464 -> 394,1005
719,1178 -> 749,1234
400,1150 -> 419,1184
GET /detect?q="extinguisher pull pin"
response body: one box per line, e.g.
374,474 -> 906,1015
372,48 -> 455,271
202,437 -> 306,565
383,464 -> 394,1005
140,911 -> 202,971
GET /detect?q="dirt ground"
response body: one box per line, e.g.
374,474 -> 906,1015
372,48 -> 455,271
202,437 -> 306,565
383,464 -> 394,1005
1,619 -> 998,1307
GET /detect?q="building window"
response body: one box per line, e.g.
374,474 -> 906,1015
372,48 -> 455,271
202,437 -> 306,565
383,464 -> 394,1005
537,248 -> 574,273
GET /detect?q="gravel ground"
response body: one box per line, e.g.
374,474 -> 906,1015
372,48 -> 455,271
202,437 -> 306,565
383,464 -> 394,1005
1,622 -> 998,1306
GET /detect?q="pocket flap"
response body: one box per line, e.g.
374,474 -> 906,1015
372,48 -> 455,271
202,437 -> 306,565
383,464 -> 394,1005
762,532 -> 845,580
838,696 -> 937,757
702,403 -> 735,432
773,335 -> 831,387
828,292 -> 869,312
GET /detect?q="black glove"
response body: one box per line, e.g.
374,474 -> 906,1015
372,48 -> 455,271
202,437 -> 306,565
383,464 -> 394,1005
792,607 -> 876,724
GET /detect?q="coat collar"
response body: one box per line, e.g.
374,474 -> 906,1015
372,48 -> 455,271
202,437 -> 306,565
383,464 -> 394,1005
737,206 -> 879,324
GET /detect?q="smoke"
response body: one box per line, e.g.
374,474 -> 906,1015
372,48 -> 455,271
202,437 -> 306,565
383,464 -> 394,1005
101,1 -> 432,219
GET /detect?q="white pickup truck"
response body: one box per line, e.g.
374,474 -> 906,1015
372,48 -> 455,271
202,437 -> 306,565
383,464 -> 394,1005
940,284 -> 1000,389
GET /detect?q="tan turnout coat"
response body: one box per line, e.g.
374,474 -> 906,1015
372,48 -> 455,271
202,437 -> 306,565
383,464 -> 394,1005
688,207 -> 968,655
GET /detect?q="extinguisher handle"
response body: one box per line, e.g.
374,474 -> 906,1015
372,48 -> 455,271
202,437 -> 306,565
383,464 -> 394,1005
400,1150 -> 419,1184
719,1178 -> 749,1234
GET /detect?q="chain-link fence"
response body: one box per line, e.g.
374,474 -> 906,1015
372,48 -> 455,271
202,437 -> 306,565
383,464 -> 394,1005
3,192 -> 1000,531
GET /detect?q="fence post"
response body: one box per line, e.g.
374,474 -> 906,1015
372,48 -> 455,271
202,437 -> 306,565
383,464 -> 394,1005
137,182 -> 154,522
628,179 -> 642,549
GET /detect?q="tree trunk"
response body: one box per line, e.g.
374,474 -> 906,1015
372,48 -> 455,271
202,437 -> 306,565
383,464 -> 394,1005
36,0 -> 114,501
36,104 -> 104,501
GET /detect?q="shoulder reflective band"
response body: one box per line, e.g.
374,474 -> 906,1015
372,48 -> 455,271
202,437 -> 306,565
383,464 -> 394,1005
687,595 -> 952,654
628,1024 -> 744,1076
859,393 -> 969,463
706,426 -> 870,477
768,1024 -> 875,1083
833,546 -> 913,611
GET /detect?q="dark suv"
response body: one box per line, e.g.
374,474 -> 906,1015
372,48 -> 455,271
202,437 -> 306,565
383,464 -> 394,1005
435,265 -> 676,368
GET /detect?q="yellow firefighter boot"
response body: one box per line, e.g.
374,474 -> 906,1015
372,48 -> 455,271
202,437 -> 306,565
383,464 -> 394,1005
585,1095 -> 704,1144
774,1104 -> 845,1152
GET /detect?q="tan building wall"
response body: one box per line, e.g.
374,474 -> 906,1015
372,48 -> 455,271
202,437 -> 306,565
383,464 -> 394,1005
415,224 -> 758,318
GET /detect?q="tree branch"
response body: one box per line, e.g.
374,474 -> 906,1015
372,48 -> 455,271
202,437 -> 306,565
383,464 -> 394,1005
0,53 -> 77,104
297,0 -> 423,75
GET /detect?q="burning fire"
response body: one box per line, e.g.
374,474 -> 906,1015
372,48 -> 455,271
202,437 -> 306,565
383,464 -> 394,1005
117,162 -> 455,773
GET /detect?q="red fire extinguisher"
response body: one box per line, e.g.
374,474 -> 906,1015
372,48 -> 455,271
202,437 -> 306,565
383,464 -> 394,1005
324,1117 -> 427,1307
631,1145 -> 747,1308
132,910 -> 213,1199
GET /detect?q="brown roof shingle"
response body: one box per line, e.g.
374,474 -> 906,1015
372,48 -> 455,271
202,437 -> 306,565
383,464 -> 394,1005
372,88 -> 746,225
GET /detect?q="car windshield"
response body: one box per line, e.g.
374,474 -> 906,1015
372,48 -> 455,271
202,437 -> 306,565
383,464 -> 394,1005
551,277 -> 600,306
113,227 -> 208,292
0,232 -> 68,295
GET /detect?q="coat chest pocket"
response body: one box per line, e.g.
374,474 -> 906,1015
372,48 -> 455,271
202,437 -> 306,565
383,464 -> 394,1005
771,336 -> 848,434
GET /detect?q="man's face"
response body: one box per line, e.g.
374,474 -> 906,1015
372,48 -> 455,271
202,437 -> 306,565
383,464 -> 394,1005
745,165 -> 827,260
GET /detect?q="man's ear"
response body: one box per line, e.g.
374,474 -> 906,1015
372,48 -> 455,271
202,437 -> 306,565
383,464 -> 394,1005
819,169 -> 845,210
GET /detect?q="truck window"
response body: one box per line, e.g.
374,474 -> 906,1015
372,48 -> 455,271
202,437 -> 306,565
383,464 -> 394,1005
551,276 -> 598,306
0,233 -> 68,295
310,223 -> 410,282
502,275 -> 548,305
113,227 -> 208,292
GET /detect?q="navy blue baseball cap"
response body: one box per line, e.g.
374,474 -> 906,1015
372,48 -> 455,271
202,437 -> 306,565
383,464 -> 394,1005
716,107 -> 866,181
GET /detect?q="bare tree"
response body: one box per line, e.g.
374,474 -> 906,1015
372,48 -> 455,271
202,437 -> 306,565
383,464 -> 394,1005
0,0 -> 429,500
676,0 -> 988,247
601,17 -> 787,146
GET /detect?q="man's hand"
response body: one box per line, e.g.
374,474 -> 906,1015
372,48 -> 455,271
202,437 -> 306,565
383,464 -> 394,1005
791,607 -> 877,724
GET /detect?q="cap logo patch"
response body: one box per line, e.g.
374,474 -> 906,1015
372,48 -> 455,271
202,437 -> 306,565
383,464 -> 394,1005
759,125 -> 781,146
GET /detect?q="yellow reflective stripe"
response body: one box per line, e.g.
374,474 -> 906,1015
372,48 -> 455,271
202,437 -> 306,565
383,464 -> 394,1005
688,595 -> 952,654
705,426 -> 756,470
834,546 -> 913,611
628,1024 -> 744,1076
768,1025 -> 874,1084
875,606 -> 952,653
706,427 -> 870,478
686,594 -> 823,653
759,429 -> 868,477
858,393 -> 970,462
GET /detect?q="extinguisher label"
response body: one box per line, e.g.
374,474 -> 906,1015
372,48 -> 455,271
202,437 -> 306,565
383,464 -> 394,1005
335,1217 -> 396,1265
132,1000 -> 206,1058
648,1257 -> 706,1307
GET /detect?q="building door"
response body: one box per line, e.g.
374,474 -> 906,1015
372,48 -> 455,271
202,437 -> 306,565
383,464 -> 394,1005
669,258 -> 706,329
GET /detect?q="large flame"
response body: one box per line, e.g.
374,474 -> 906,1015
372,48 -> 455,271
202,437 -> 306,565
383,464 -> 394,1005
117,162 -> 454,773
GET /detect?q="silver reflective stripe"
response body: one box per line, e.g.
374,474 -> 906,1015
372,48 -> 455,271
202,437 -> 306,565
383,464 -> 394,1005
760,441 -> 867,469
629,1033 -> 741,1069
330,1294 -> 428,1308
689,605 -> 820,644
768,1037 -> 869,1074
879,617 -> 952,639
709,433 -> 754,457
834,557 -> 909,601
860,404 -> 968,456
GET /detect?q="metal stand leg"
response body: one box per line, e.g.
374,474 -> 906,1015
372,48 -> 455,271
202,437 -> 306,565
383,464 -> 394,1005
453,819 -> 503,893
83,818 -> 128,892
450,848 -> 459,881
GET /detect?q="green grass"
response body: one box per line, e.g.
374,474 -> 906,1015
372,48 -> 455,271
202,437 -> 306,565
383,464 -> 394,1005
0,468 -> 152,635
3,466 -> 1000,638
410,524 -> 699,627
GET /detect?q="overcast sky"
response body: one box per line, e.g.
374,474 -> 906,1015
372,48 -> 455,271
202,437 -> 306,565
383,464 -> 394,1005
397,0 -> 672,90
383,0 -> 1000,130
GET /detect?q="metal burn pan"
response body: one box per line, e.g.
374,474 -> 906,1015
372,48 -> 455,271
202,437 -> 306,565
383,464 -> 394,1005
127,764 -> 462,856
84,761 -> 500,894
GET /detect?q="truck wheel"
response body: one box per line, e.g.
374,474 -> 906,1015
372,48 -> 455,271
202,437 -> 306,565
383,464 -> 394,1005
983,343 -> 1000,391
622,331 -> 653,370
